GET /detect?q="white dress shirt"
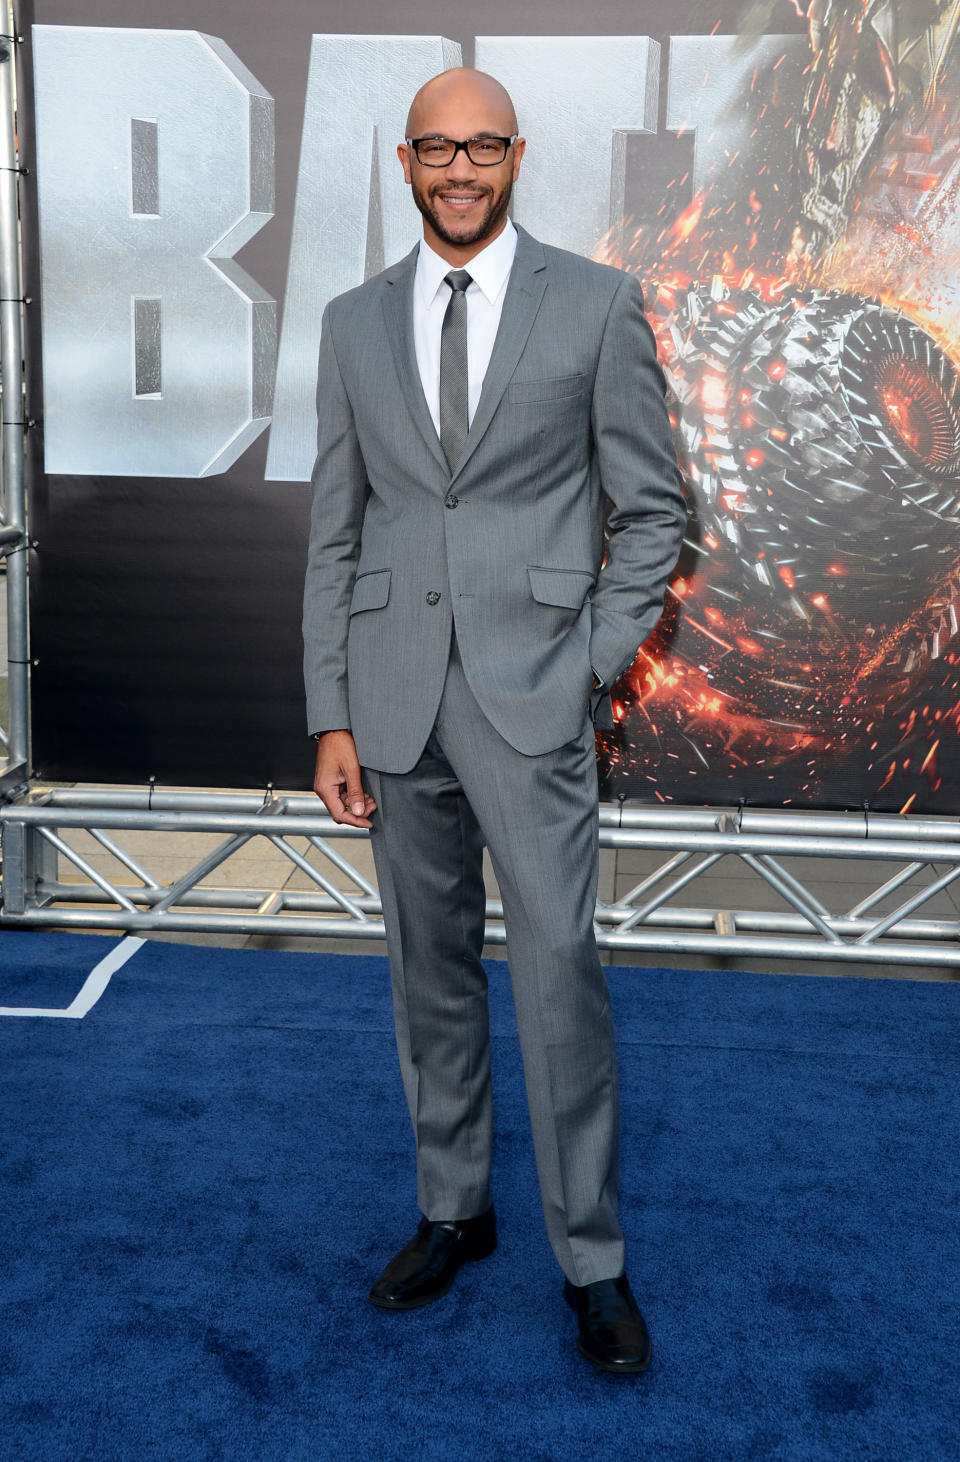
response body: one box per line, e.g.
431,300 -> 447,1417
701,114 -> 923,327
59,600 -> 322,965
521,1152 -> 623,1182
412,219 -> 518,435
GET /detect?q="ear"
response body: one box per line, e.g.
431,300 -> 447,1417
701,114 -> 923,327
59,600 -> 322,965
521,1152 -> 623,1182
397,142 -> 413,185
511,137 -> 526,181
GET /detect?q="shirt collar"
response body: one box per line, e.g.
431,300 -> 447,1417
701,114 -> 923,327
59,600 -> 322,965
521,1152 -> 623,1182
416,219 -> 518,308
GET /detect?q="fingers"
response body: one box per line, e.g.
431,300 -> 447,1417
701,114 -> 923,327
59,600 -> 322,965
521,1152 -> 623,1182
316,771 -> 375,828
313,733 -> 378,828
342,761 -> 369,820
315,769 -> 375,827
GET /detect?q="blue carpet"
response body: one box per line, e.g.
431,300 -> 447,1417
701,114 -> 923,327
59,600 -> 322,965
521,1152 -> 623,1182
1,932 -> 959,1461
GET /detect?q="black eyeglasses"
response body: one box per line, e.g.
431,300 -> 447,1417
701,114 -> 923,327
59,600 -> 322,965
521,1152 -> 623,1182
406,135 -> 518,167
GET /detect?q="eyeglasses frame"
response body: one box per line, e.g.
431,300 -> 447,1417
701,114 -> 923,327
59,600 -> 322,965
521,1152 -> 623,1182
404,134 -> 519,167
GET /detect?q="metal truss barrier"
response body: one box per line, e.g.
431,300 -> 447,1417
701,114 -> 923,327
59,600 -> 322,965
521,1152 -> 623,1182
2,788 -> 960,966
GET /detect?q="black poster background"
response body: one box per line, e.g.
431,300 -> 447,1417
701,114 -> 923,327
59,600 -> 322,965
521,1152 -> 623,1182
20,1 -> 960,810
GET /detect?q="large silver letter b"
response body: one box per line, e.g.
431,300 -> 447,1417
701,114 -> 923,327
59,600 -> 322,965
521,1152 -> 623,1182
32,26 -> 275,477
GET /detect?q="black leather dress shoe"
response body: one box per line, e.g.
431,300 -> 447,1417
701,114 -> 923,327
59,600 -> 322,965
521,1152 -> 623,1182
367,1205 -> 497,1309
563,1273 -> 653,1374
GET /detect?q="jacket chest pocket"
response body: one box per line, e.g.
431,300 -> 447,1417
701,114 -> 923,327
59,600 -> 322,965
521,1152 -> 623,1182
505,372 -> 584,405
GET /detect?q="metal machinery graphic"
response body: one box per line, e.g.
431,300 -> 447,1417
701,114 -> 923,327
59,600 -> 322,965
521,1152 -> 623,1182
3,13 -> 960,966
665,287 -> 960,594
631,282 -> 960,760
593,276 -> 960,815
589,0 -> 960,814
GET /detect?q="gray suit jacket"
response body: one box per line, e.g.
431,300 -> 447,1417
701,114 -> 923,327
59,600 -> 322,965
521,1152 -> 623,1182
303,224 -> 685,774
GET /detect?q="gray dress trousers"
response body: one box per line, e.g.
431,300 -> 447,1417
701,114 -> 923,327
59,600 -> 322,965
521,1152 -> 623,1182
366,633 -> 624,1286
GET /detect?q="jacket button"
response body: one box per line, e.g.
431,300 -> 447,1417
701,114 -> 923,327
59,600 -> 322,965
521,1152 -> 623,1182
426,591 -> 441,606
444,493 -> 459,509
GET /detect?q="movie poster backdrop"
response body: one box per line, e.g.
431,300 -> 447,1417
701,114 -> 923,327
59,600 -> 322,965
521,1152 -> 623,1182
19,1 -> 960,810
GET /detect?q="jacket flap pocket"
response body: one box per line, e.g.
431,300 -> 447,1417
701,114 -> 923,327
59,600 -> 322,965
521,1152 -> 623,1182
528,565 -> 594,610
349,569 -> 391,615
506,372 -> 584,404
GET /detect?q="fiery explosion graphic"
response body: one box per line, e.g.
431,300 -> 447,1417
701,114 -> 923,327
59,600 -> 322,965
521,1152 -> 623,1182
595,0 -> 960,812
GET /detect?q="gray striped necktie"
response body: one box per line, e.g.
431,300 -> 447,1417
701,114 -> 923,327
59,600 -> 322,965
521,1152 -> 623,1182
439,269 -> 472,471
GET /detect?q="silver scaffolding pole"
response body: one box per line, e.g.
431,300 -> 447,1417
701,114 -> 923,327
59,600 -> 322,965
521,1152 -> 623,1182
0,13 -> 28,792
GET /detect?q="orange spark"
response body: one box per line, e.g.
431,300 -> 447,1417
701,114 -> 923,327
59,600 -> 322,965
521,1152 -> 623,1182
920,740 -> 940,774
670,196 -> 704,248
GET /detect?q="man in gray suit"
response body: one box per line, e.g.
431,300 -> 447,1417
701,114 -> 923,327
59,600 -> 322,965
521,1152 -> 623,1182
304,67 -> 685,1374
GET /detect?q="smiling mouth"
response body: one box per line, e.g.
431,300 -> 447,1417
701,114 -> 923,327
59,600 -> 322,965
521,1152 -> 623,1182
436,192 -> 486,210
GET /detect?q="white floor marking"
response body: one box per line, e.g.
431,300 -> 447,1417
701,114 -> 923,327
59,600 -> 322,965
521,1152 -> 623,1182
0,936 -> 146,1019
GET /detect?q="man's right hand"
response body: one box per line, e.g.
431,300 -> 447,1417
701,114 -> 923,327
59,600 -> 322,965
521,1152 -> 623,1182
313,730 -> 377,828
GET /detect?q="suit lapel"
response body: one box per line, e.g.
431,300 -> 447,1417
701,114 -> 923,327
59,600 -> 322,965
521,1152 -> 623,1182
451,225 -> 548,483
380,226 -> 549,482
381,246 -> 449,476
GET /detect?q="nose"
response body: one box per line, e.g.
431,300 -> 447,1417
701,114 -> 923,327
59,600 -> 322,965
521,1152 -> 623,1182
445,147 -> 477,182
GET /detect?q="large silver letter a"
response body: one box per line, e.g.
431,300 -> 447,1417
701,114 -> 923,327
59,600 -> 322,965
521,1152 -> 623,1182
32,26 -> 275,478
265,34 -> 461,483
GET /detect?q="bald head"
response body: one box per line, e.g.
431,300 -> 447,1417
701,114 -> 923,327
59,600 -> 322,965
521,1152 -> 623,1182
398,66 -> 525,264
405,68 -> 518,139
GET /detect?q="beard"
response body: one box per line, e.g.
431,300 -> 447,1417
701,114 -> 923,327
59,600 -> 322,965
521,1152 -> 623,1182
411,171 -> 514,248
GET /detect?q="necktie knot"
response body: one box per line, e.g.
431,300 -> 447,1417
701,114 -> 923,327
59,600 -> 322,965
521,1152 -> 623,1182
445,269 -> 472,294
